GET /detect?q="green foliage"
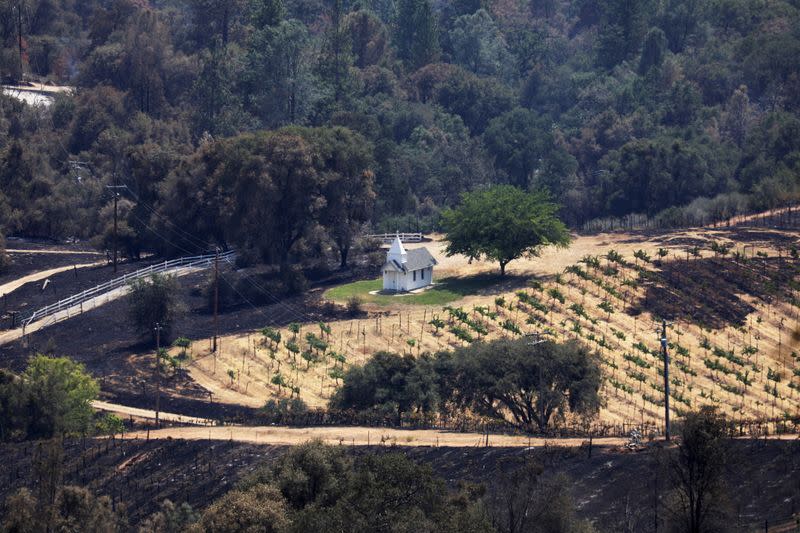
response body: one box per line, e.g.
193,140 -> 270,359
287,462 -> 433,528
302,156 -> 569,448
1,356 -> 99,441
712,346 -> 745,366
639,27 -> 667,74
140,499 -> 199,533
429,316 -> 446,332
235,442 -> 492,532
285,340 -> 300,355
172,337 -> 192,349
199,484 -> 289,533
445,338 -> 602,432
127,274 -> 179,344
96,414 -> 124,437
442,186 -> 570,276
262,397 -> 309,421
484,108 -> 577,192
667,408 -> 732,532
569,303 -> 589,320
3,0 -> 800,294
261,327 -> 282,345
394,0 -> 440,68
449,9 -> 512,78
2,483 -> 123,533
500,319 -> 521,335
547,287 -> 566,304
451,325 -> 475,343
598,300 -> 615,315
624,352 -> 651,369
331,352 -> 440,423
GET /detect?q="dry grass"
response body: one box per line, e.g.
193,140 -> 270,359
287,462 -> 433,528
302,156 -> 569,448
183,228 -> 800,425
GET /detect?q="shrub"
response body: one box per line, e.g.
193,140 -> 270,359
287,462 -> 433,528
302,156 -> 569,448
281,266 -> 308,295
346,296 -> 363,316
128,274 -> 179,344
262,397 -> 308,420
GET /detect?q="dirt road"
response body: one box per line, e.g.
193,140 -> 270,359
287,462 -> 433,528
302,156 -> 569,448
0,265 -> 204,346
0,260 -> 104,296
92,400 -> 213,426
121,425 -> 626,447
4,249 -> 103,255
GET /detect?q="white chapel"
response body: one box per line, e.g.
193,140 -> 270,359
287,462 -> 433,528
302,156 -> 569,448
382,235 -> 437,292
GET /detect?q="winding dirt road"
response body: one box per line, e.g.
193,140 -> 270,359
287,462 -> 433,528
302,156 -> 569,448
0,260 -> 104,296
0,264 -> 204,346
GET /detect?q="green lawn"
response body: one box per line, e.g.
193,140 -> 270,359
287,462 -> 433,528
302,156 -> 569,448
324,275 -> 502,306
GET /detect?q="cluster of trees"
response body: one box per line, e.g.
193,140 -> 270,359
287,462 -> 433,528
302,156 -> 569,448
1,439 -> 126,532
188,441 -> 594,533
1,0 -> 799,261
0,408 -> 736,532
0,355 -> 99,441
331,337 -> 603,432
0,439 -> 596,532
127,273 -> 180,344
157,126 -> 375,267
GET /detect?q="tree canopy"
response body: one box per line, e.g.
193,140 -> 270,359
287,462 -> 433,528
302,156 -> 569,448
330,351 -> 440,423
665,407 -> 733,533
213,441 -> 493,533
332,338 -> 602,433
127,273 -> 179,344
442,338 -> 602,432
2,0 -> 800,274
1,355 -> 99,440
442,186 -> 570,275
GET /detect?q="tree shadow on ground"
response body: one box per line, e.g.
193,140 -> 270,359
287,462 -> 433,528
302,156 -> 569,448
630,256 -> 799,330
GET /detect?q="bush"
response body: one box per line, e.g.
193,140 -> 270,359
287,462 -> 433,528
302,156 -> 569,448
346,296 -> 363,316
128,274 -> 179,344
281,266 -> 308,295
261,397 -> 309,422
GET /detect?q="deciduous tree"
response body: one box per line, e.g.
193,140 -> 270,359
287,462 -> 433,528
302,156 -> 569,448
665,407 -> 732,533
127,273 -> 179,344
441,186 -> 570,276
442,338 -> 602,432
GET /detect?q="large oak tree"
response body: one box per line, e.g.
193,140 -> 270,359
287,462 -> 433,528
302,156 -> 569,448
441,338 -> 602,432
441,185 -> 570,276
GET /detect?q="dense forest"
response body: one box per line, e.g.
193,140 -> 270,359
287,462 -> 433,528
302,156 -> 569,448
1,0 -> 799,264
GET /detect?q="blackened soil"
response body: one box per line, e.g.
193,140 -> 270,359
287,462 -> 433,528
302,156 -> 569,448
0,265 -> 368,420
0,438 -> 797,531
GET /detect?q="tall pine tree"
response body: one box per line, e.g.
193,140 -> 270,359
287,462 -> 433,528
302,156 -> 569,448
394,0 -> 439,69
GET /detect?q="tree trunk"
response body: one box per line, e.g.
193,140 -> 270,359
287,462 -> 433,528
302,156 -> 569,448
499,261 -> 507,276
339,245 -> 349,270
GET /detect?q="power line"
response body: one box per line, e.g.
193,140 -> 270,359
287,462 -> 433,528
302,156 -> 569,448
122,186 -> 217,251
232,268 -> 318,323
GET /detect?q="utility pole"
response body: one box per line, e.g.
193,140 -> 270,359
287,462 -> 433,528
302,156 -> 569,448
106,181 -> 125,273
660,319 -> 671,441
154,322 -> 162,429
212,247 -> 219,352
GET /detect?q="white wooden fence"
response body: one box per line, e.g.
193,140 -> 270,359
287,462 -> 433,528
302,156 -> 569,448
20,251 -> 235,328
366,232 -> 424,244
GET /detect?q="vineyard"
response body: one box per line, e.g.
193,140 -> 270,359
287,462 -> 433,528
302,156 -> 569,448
178,230 -> 800,427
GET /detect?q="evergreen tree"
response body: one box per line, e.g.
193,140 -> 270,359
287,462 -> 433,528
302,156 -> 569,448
639,27 -> 667,74
394,0 -> 439,69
